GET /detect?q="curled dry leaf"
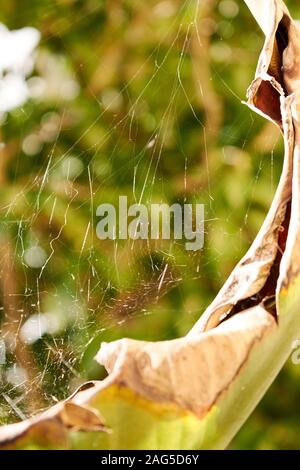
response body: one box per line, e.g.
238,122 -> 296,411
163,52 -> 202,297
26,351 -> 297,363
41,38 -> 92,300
1,0 -> 300,450
0,382 -> 107,449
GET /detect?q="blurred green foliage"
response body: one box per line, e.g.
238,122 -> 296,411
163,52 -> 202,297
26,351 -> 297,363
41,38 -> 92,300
0,0 -> 299,449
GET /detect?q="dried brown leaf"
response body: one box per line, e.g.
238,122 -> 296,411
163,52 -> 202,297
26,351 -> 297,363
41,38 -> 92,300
0,0 -> 300,450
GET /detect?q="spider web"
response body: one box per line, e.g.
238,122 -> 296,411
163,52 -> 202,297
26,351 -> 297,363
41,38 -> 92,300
0,0 -> 281,424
